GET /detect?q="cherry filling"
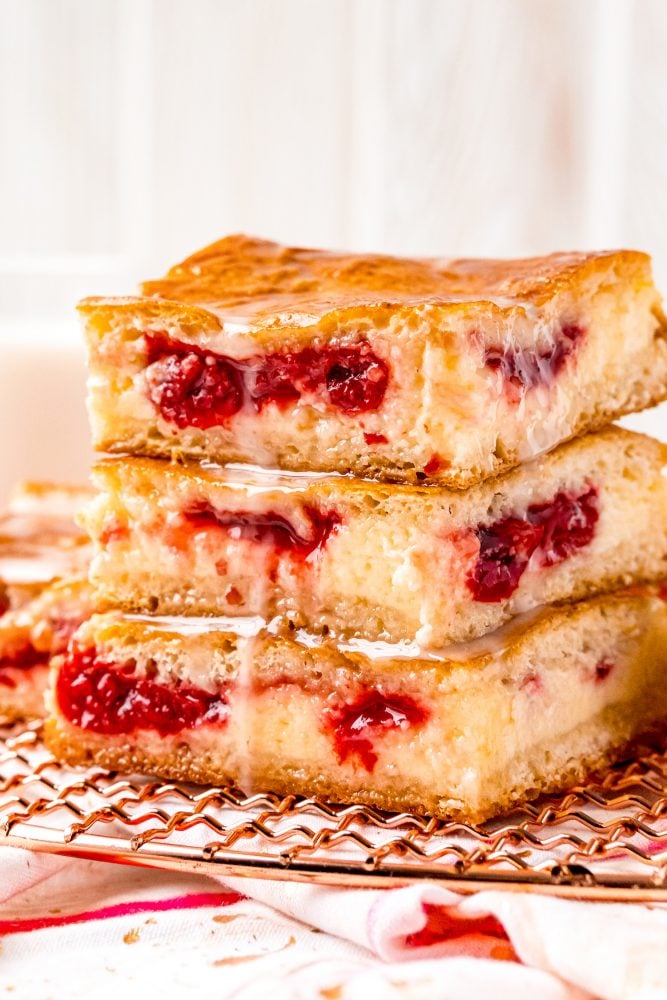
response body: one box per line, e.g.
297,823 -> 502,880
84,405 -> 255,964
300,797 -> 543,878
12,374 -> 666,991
484,323 -> 584,397
57,647 -> 229,736
468,486 -> 599,602
423,454 -> 447,476
145,333 -> 389,428
145,348 -> 243,429
324,690 -> 429,772
183,504 -> 341,561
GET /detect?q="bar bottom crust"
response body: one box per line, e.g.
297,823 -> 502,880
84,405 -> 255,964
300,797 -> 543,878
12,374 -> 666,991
45,590 -> 667,822
45,707 -> 651,822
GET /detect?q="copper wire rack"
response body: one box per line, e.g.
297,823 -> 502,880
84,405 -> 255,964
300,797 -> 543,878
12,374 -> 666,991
2,722 -> 667,901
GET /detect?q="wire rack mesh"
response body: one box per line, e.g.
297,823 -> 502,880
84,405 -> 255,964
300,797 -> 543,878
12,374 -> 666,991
1,722 -> 667,900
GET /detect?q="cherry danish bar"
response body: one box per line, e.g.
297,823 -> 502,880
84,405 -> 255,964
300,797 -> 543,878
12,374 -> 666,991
0,482 -> 92,721
0,576 -> 93,720
83,427 -> 667,646
79,235 -> 667,487
46,589 -> 667,822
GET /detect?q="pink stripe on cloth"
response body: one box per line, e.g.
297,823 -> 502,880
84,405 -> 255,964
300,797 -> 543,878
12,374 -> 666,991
0,889 -> 243,935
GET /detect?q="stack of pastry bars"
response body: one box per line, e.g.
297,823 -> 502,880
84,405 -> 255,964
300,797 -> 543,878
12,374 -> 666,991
46,236 -> 667,821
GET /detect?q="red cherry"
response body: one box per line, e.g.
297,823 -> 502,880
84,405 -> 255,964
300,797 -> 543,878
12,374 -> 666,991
484,323 -> 585,397
468,486 -> 599,602
145,333 -> 388,427
183,503 -> 341,561
324,689 -> 429,772
56,647 -> 229,736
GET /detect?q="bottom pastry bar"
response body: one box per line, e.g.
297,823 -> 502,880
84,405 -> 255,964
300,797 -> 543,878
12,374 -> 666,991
46,589 -> 667,822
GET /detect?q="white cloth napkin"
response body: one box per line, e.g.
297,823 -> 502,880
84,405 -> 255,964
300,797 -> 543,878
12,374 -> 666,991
1,847 -> 666,999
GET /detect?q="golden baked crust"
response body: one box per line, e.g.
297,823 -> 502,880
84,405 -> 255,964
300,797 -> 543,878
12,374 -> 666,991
42,714 -> 645,824
44,721 -> 238,787
80,235 -> 656,334
62,587 -> 663,669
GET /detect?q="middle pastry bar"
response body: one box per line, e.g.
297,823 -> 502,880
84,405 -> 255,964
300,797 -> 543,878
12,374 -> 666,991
84,426 -> 667,646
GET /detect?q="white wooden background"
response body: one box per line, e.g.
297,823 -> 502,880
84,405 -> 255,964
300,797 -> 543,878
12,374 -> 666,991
0,0 -> 666,496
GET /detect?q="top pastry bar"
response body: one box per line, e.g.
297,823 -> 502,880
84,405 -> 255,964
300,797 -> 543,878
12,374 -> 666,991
80,235 -> 667,487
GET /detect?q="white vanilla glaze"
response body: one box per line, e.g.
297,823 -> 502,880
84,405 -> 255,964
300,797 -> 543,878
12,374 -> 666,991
196,460 -> 352,494
199,293 -> 540,334
122,612 -> 266,638
119,606 -> 549,665
291,606 -> 546,664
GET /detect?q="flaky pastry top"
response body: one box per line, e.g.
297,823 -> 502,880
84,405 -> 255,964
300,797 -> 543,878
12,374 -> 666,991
79,235 -> 654,333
